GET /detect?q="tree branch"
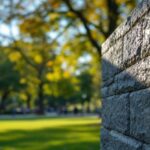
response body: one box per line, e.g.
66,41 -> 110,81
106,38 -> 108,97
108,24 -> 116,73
63,0 -> 101,56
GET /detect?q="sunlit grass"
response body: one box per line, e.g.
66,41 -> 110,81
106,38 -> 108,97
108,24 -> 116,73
0,116 -> 101,150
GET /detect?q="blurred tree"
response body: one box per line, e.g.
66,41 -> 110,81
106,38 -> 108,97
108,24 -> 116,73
0,0 -> 138,55
77,72 -> 93,109
0,50 -> 26,113
0,0 -> 139,114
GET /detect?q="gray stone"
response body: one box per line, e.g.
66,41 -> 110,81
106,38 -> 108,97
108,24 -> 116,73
144,144 -> 150,150
101,0 -> 150,55
122,56 -> 150,87
129,0 -> 150,27
130,88 -> 150,144
115,56 -> 150,93
104,57 -> 150,97
101,87 -> 108,98
101,128 -> 142,150
101,1 -> 150,149
123,21 -> 143,68
102,77 -> 114,88
102,93 -> 129,133
141,11 -> 150,58
102,59 -> 120,82
102,38 -> 123,81
101,35 -> 116,54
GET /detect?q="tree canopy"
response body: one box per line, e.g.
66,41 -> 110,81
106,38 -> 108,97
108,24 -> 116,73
0,0 -> 139,114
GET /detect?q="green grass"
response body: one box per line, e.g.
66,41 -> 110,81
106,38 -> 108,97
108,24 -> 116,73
0,116 -> 101,150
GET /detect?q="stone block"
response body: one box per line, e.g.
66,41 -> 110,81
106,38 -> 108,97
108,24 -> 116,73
129,0 -> 150,27
102,93 -> 129,133
105,56 -> 150,97
123,21 -> 143,67
101,77 -> 114,88
101,128 -> 142,150
102,59 -> 119,82
102,38 -> 123,81
115,56 -> 150,93
144,144 -> 150,150
101,0 -> 150,55
141,11 -> 150,58
130,88 -> 150,144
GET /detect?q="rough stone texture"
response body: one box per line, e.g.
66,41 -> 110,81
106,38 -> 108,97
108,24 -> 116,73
101,0 -> 150,54
101,128 -> 142,150
102,93 -> 129,134
102,39 -> 123,81
130,88 -> 150,144
102,56 -> 150,98
144,144 -> 150,150
101,0 -> 150,149
123,21 -> 142,68
142,11 -> 150,58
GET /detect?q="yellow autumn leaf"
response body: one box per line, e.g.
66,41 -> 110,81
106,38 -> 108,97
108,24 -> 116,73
43,84 -> 51,95
116,0 -> 128,5
19,93 -> 27,101
46,61 -> 53,67
93,0 -> 106,7
8,52 -> 21,62
48,0 -> 60,8
34,55 -> 43,64
63,71 -> 70,78
46,73 -> 52,81
20,78 -> 26,84
67,12 -> 75,18
50,13 -> 59,20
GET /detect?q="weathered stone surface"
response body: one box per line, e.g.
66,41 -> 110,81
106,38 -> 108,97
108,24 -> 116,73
101,1 -> 150,149
102,39 -> 123,81
123,21 -> 143,67
101,0 -> 150,54
101,77 -> 114,88
102,93 -> 129,133
102,56 -> 150,98
130,88 -> 150,144
129,0 -> 150,27
144,144 -> 150,150
102,59 -> 120,82
101,128 -> 142,150
101,87 -> 108,98
115,56 -> 150,93
101,36 -> 116,54
142,11 -> 150,58
104,39 -> 123,67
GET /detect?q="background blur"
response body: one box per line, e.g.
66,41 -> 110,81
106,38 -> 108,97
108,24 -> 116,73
0,1 -> 142,150
0,0 -> 140,115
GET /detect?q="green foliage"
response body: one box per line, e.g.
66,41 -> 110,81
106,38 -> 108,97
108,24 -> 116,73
0,0 -> 137,113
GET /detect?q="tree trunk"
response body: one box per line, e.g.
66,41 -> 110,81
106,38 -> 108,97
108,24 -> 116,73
37,82 -> 45,115
0,91 -> 9,113
106,0 -> 119,37
26,94 -> 31,112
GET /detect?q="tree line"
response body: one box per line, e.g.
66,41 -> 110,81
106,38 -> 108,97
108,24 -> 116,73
0,0 -> 138,114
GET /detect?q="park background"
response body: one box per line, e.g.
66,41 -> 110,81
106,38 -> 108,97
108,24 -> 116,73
0,0 -> 141,149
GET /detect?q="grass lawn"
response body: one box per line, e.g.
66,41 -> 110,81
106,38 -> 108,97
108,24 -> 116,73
0,116 -> 100,150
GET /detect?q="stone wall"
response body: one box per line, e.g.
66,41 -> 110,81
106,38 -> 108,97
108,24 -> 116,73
101,0 -> 150,149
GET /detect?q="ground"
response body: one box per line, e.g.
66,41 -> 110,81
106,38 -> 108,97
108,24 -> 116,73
0,116 -> 100,150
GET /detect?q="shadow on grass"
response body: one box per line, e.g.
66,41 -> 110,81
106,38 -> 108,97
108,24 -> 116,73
0,124 -> 100,150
